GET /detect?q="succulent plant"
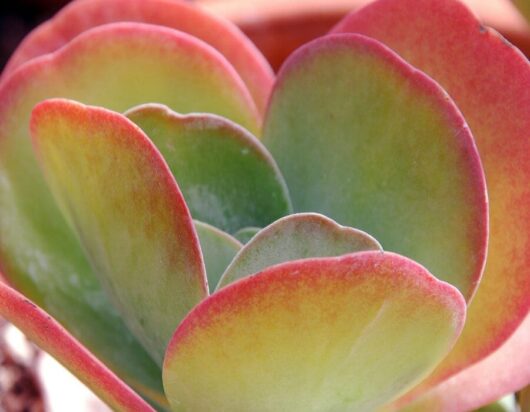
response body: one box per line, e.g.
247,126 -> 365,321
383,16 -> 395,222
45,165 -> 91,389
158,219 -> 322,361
0,0 -> 528,410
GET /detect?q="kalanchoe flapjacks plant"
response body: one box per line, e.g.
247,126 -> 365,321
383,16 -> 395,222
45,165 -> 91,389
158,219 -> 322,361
0,0 -> 528,410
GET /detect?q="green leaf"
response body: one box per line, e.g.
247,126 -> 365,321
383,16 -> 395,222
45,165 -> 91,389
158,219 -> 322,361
0,281 -> 155,412
164,251 -> 466,411
31,99 -> 207,364
217,213 -> 380,290
194,220 -> 242,293
126,104 -> 292,233
333,0 -> 530,395
263,33 -> 487,300
1,0 -> 274,114
0,22 -> 259,396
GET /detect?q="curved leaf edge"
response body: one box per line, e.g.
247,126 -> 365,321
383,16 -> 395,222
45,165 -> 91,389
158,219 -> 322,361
0,277 -> 156,412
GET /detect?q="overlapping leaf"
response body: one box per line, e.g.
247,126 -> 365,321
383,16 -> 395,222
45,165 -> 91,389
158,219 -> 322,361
0,279 -> 155,412
333,0 -> 530,399
217,213 -> 380,289
126,105 -> 291,233
400,313 -> 530,411
31,99 -> 208,364
0,21 -> 259,398
1,0 -> 273,113
194,221 -> 242,293
163,252 -> 465,411
263,33 -> 488,300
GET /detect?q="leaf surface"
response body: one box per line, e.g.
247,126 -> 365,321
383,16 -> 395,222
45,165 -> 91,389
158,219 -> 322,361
1,0 -> 273,114
126,104 -> 291,233
194,221 -> 242,293
31,99 -> 207,364
263,33 -> 487,300
0,279 -> 155,412
333,0 -> 530,396
397,313 -> 530,412
163,252 -> 465,412
0,22 -> 258,393
217,213 -> 380,290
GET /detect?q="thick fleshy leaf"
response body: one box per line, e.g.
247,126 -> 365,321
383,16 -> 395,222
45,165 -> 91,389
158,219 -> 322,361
333,0 -> 530,396
233,227 -> 261,243
126,104 -> 292,233
1,0 -> 273,114
194,220 -> 242,293
394,313 -> 530,412
30,99 -> 207,364
163,251 -> 465,412
199,0 -> 363,71
0,279 -> 155,412
0,21 -> 259,394
263,33 -> 487,300
198,0 -> 530,68
217,213 -> 380,290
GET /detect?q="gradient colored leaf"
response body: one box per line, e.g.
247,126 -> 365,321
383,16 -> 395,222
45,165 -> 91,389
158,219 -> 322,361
0,279 -> 155,412
395,313 -> 530,412
163,251 -> 465,412
198,0 -> 530,72
217,213 -> 380,290
233,227 -> 261,243
263,33 -> 487,300
30,99 -> 207,364
126,104 -> 292,233
0,21 -> 259,396
1,0 -> 273,114
194,220 -> 242,293
333,0 -> 530,396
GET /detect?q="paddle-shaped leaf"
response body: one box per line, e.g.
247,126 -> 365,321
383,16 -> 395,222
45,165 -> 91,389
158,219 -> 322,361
1,0 -> 274,114
398,313 -> 530,411
263,33 -> 487,300
30,99 -> 207,364
217,212 -> 380,289
126,104 -> 292,233
333,0 -> 530,396
194,221 -> 242,293
0,279 -> 154,412
0,21 -> 258,392
163,251 -> 465,412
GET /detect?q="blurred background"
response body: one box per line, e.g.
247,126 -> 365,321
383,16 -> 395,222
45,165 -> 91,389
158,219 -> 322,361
1,0 -> 529,72
0,0 -> 69,70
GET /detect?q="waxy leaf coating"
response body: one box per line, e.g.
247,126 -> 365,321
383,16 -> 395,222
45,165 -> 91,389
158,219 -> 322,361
399,313 -> 530,411
333,0 -> 530,397
31,99 -> 207,364
163,251 -> 465,412
0,21 -> 259,395
0,279 -> 155,412
194,220 -> 242,293
263,33 -> 487,301
1,0 -> 274,114
126,104 -> 292,233
217,212 -> 381,290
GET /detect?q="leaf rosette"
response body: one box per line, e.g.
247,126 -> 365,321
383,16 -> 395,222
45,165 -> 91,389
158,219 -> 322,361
0,0 -> 528,410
